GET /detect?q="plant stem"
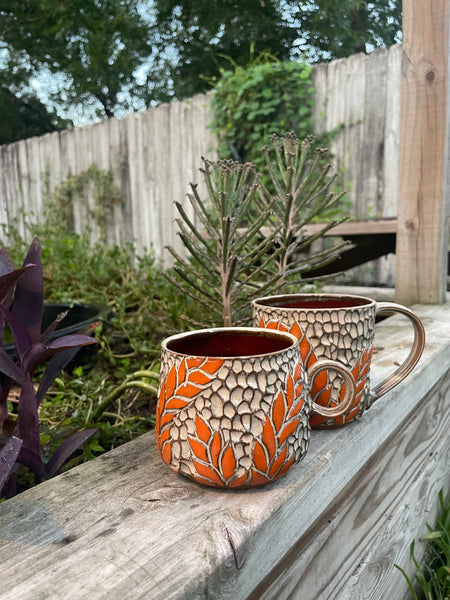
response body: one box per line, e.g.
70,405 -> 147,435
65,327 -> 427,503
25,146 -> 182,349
90,379 -> 159,421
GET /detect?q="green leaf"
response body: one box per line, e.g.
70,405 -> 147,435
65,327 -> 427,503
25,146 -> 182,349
419,531 -> 444,541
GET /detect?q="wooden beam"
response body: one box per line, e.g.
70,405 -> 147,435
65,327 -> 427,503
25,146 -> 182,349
246,218 -> 398,239
396,0 -> 450,304
302,218 -> 397,237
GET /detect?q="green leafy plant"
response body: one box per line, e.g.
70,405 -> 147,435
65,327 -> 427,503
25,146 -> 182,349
165,159 -> 281,327
211,59 -> 316,171
395,489 -> 450,599
262,133 -> 351,291
165,133 -> 352,327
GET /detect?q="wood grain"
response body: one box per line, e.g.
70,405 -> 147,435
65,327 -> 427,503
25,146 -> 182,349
248,370 -> 450,600
396,0 -> 450,304
0,302 -> 448,600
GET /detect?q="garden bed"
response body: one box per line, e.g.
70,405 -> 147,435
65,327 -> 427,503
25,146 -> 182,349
0,299 -> 448,600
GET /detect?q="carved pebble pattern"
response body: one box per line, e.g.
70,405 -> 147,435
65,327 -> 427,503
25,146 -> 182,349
253,304 -> 376,428
155,347 -> 311,488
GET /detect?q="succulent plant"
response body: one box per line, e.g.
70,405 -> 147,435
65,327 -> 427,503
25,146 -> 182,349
165,133 -> 351,327
165,159 -> 281,327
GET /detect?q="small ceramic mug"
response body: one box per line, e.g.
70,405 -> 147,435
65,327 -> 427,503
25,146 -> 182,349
252,294 -> 426,428
155,327 -> 356,488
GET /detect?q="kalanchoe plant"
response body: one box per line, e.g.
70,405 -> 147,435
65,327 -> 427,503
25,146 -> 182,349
165,133 -> 352,328
165,159 -> 282,327
262,133 -> 351,291
0,238 -> 98,498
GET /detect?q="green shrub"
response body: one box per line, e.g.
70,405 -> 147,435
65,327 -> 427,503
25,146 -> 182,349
211,59 -> 316,172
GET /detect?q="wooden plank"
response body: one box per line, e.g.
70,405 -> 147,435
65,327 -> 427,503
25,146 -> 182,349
185,92 -> 218,233
311,63 -> 328,135
396,0 -> 450,304
26,136 -> 42,235
303,234 -> 396,277
140,107 -> 160,256
168,98 -> 187,262
107,116 -> 126,246
0,302 -> 448,600
303,218 -> 397,237
125,112 -> 144,256
153,101 -> 173,263
376,44 -> 402,288
118,116 -> 134,247
249,219 -> 397,239
325,57 -> 347,175
383,45 -> 402,218
249,370 -> 450,600
341,52 -> 366,212
359,49 -> 388,219
132,110 -> 154,254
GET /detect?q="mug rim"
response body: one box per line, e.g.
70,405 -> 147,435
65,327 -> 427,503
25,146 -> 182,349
161,326 -> 299,359
251,293 -> 375,310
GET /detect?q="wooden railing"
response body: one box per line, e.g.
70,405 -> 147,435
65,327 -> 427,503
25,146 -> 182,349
1,298 -> 448,600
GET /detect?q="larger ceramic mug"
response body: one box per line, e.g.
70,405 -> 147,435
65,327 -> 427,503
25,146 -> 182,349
155,327 -> 356,488
252,294 -> 426,428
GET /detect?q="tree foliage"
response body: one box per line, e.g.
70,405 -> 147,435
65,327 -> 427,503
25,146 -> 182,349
150,0 -> 402,101
0,0 -> 402,143
0,0 -> 152,132
289,0 -> 402,61
150,0 -> 297,102
0,88 -> 71,145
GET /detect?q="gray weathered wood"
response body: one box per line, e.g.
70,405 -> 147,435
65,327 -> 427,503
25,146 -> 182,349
0,94 -> 217,268
311,47 -> 400,287
249,369 -> 449,600
0,50 -> 402,283
396,0 -> 450,304
0,301 -> 448,600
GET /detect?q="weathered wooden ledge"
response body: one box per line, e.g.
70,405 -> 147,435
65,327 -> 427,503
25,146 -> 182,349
0,301 -> 449,600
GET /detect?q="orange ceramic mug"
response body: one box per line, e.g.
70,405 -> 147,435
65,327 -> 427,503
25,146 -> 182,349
155,327 -> 356,488
252,294 -> 426,428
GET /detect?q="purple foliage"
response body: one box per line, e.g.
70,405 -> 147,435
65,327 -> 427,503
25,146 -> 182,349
0,436 -> 22,492
0,238 -> 98,497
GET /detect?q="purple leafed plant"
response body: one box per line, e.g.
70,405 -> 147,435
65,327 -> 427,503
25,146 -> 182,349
0,238 -> 98,498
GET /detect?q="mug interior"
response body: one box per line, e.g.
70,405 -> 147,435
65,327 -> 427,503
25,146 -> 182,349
256,294 -> 373,310
166,329 -> 293,358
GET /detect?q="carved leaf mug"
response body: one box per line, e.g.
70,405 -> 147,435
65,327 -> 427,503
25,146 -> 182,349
252,294 -> 426,428
155,327 -> 356,488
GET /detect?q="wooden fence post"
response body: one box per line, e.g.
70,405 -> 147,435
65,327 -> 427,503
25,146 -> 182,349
396,0 -> 450,304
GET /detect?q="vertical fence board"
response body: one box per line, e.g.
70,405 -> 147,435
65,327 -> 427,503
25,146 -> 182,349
325,58 -> 347,175
311,63 -> 328,135
360,49 -> 388,218
383,44 -> 402,218
342,52 -> 366,212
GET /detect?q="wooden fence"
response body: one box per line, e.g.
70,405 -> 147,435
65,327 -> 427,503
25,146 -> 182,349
0,45 -> 401,282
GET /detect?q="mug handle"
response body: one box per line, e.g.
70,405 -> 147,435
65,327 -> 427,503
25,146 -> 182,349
307,359 -> 356,418
371,302 -> 426,400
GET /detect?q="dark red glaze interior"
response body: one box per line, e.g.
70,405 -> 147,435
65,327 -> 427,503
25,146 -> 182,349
258,295 -> 372,310
167,330 -> 293,357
